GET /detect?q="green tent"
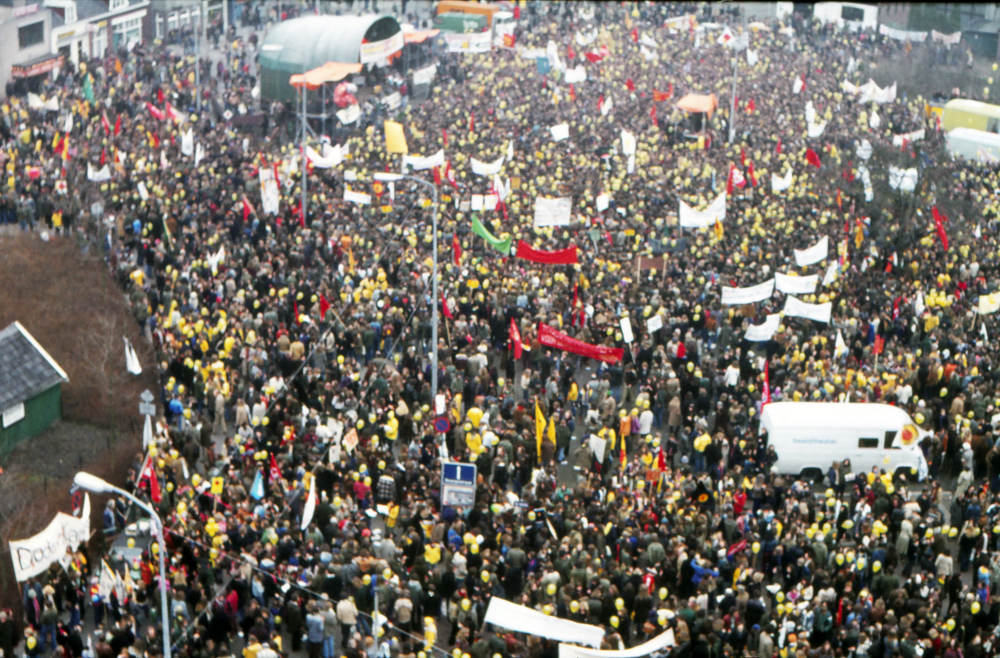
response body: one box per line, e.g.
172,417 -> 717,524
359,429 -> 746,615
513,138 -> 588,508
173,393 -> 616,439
260,14 -> 402,102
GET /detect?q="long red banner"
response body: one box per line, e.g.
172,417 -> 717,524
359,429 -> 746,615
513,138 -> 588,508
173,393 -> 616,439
515,240 -> 578,265
538,323 -> 624,364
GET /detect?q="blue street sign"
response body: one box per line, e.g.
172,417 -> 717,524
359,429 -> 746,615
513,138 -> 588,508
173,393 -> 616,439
441,461 -> 477,508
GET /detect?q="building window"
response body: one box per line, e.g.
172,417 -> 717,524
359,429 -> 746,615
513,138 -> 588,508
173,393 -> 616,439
155,14 -> 163,38
167,11 -> 178,31
180,9 -> 189,25
110,0 -> 130,9
65,5 -> 76,23
92,25 -> 107,56
18,21 -> 45,49
112,17 -> 142,47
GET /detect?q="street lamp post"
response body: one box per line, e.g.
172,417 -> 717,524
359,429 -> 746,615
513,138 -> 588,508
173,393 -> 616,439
373,173 -> 439,404
74,472 -> 171,658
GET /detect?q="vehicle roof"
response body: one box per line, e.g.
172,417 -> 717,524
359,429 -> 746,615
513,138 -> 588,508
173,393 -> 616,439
761,402 -> 912,430
947,127 -> 1000,147
945,99 -> 1000,119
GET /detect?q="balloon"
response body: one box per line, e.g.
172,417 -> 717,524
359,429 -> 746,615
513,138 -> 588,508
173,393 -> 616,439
972,601 -> 981,614
835,553 -> 845,565
570,600 -> 580,613
872,561 -> 882,572
461,598 -> 471,611
946,619 -> 956,631
776,592 -> 784,602
127,537 -> 136,548
383,568 -> 393,580
482,570 -> 491,583
615,597 -> 624,610
610,616 -> 619,628
658,587 -> 668,600
543,604 -> 553,616
752,542 -> 761,554
363,575 -> 371,585
546,583 -> 557,596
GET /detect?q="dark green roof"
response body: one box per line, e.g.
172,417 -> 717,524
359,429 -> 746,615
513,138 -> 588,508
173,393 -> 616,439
260,14 -> 401,102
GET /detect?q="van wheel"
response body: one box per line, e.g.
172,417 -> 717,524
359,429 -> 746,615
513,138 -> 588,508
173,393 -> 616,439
893,467 -> 915,484
800,468 -> 824,484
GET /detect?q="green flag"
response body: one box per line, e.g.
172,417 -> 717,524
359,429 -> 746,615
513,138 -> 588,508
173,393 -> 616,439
83,75 -> 94,104
471,215 -> 512,254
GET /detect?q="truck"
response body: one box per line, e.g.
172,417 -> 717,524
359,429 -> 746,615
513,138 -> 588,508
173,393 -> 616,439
946,127 -> 1000,162
760,402 -> 929,482
942,98 -> 1000,132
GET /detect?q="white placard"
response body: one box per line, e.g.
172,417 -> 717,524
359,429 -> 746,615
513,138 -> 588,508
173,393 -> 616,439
745,314 -> 781,342
775,272 -> 819,294
471,195 -> 484,211
646,314 -> 663,333
679,192 -> 726,228
337,104 -> 361,125
550,123 -> 570,141
620,317 -> 634,344
783,296 -> 833,323
445,32 -> 492,53
721,279 -> 775,305
621,130 -> 636,155
596,193 -> 609,211
402,149 -> 445,171
533,197 -> 572,227
413,63 -> 437,85
383,92 -> 402,110
360,32 -> 404,63
794,236 -> 829,266
889,166 -> 918,191
344,189 -> 372,205
771,169 -> 793,192
259,168 -> 280,215
588,435 -> 607,463
564,66 -> 587,83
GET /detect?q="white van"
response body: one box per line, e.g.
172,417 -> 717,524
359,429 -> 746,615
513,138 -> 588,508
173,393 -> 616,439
760,402 -> 929,482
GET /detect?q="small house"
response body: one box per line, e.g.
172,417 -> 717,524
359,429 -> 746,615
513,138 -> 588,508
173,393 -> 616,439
0,322 -> 69,459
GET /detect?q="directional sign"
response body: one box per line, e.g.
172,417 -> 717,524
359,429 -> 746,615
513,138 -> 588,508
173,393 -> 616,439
441,461 -> 477,508
139,402 -> 156,416
140,389 -> 154,402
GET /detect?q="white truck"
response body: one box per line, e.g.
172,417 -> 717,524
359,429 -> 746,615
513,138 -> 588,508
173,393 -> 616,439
760,402 -> 929,482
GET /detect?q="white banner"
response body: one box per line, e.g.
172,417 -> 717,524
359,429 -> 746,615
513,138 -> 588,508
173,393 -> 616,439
879,24 -> 926,42
783,296 -> 833,323
534,197 -> 572,227
564,66 -> 587,84
87,163 -> 111,182
822,261 -> 839,286
445,32 -> 492,53
471,155 -> 505,176
793,236 -> 829,266
979,293 -> 1000,315
344,188 -> 372,205
892,129 -> 925,146
306,144 -> 343,169
403,149 -> 445,171
621,130 -> 636,156
559,628 -> 675,658
413,64 -> 437,85
807,120 -> 827,138
889,166 -> 918,191
679,192 -> 727,228
9,495 -> 90,582
259,169 -> 280,215
360,32 -> 404,63
721,279 -> 775,305
931,30 -> 962,45
745,314 -> 781,342
771,169 -> 793,193
646,314 -> 663,333
181,128 -> 194,157
337,104 -> 361,125
775,272 -> 819,294
856,139 -> 873,160
484,598 -> 604,648
28,93 -> 59,111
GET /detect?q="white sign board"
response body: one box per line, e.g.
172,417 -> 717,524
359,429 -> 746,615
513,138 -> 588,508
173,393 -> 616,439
360,32 -> 404,64
783,296 -> 833,323
774,272 -> 819,295
721,279 -> 775,305
534,197 -> 572,227
9,495 -> 90,581
441,461 -> 477,508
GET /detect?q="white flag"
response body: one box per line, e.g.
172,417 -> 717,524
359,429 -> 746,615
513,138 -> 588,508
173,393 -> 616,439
142,414 -> 153,451
181,128 -> 194,157
834,330 -> 848,358
793,76 -> 804,95
600,95 -> 613,116
300,476 -> 318,530
124,337 -> 142,375
747,49 -> 759,66
64,113 -> 74,133
195,143 -> 206,166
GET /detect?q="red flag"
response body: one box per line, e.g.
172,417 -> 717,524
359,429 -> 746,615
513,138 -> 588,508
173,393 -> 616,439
653,89 -> 670,102
626,78 -> 635,92
800,73 -> 807,91
762,361 -> 772,407
442,129 -> 448,147
100,147 -> 106,166
650,105 -> 657,123
805,148 -> 821,168
140,458 -> 162,504
150,131 -> 160,149
513,4 -> 520,19
502,33 -> 516,48
874,335 -> 885,356
892,296 -> 901,320
676,341 -> 686,360
885,260 -> 893,274
747,161 -> 757,187
433,166 -> 442,186
630,27 -> 638,43
572,283 -> 579,311
746,98 -> 756,113
101,113 -> 111,136
157,88 -> 164,105
727,165 -> 746,194
567,44 -> 576,60
510,318 -> 522,359
268,453 -> 282,483
146,102 -> 165,121
836,189 -> 842,210
933,206 -> 949,251
319,295 -> 330,320
442,294 -> 454,320
585,52 -> 604,63
569,84 -> 576,101
114,114 -> 121,136
453,233 -> 462,265
444,161 -> 458,190
469,112 -> 475,134
740,148 -> 747,167
597,94 -> 604,112
657,446 -> 667,471
242,196 -> 253,222
294,301 -> 300,324
775,138 -> 782,155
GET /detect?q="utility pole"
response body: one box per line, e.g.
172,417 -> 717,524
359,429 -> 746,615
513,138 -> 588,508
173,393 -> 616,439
301,81 -> 307,230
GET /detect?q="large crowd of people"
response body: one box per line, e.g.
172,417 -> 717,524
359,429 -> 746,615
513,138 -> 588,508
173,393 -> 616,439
5,4 -> 1000,658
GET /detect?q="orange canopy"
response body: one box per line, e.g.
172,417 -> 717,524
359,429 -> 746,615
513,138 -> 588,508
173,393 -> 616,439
290,62 -> 363,90
404,29 -> 440,44
676,93 -> 719,116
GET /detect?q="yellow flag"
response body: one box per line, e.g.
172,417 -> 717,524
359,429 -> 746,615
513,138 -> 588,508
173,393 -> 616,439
547,416 -> 556,444
714,219 -> 724,241
854,224 -> 864,249
535,400 -> 546,462
384,120 -> 408,154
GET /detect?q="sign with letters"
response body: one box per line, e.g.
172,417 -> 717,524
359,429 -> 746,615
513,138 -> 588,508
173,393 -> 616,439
10,495 -> 90,581
441,461 -> 477,508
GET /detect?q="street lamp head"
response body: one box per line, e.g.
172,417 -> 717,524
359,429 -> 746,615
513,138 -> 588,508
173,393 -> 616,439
74,471 -> 113,494
373,173 -> 405,182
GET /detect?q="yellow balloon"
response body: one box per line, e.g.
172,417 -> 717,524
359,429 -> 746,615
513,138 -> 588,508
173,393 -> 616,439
658,587 -> 668,600
610,615 -> 620,628
546,583 -> 557,596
